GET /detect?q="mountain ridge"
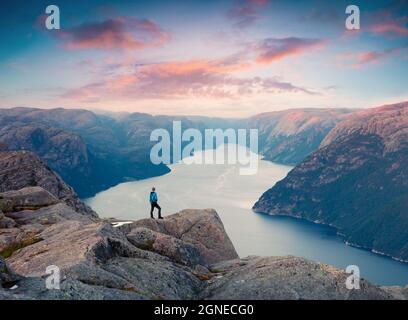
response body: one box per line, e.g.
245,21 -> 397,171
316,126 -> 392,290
0,106 -> 357,197
253,101 -> 408,262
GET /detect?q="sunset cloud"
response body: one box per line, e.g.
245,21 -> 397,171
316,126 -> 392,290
338,44 -> 408,68
255,37 -> 326,64
58,17 -> 170,50
368,20 -> 408,37
63,56 -> 317,103
364,0 -> 408,38
2,0 -> 406,117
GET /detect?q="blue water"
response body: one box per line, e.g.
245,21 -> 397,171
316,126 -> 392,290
85,146 -> 408,286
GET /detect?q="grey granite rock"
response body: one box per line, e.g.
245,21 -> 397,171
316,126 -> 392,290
0,187 -> 96,260
127,226 -> 207,267
0,151 -> 97,217
202,256 -> 394,300
125,209 -> 239,264
0,187 -> 59,212
0,184 -> 400,300
381,285 -> 408,300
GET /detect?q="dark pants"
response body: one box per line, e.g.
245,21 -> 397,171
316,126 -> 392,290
150,202 -> 162,218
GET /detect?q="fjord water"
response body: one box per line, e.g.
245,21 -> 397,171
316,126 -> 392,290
86,145 -> 408,286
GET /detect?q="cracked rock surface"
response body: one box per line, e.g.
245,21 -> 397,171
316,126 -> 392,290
0,150 -> 402,300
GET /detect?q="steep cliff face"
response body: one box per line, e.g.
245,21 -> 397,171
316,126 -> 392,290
0,124 -> 94,194
253,102 -> 408,261
321,102 -> 408,152
0,124 -> 88,168
247,108 -> 355,165
0,151 -> 96,217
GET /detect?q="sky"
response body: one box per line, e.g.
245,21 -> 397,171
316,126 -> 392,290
0,0 -> 407,117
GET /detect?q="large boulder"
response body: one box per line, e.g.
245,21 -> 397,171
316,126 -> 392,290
7,221 -> 113,277
5,202 -> 94,226
124,209 -> 239,264
0,187 -> 59,212
5,219 -> 203,300
0,186 -> 96,259
0,151 -> 97,217
127,227 -> 207,267
202,256 -> 393,300
0,226 -> 43,259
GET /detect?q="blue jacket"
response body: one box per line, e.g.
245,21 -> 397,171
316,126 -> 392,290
150,192 -> 158,203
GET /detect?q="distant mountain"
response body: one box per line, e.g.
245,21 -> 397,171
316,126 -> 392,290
247,108 -> 355,165
0,108 -> 170,197
253,102 -> 408,261
0,108 -> 239,197
0,123 -> 92,193
0,107 -> 356,197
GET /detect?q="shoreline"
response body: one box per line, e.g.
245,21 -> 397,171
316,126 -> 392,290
254,210 -> 408,265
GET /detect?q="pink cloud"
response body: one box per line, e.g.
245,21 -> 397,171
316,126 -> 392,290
338,44 -> 408,68
369,20 -> 408,37
58,17 -> 170,50
255,37 -> 326,64
63,56 -> 317,102
363,2 -> 408,38
357,51 -> 386,64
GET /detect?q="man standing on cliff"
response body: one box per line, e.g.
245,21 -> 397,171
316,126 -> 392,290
150,187 -> 163,219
